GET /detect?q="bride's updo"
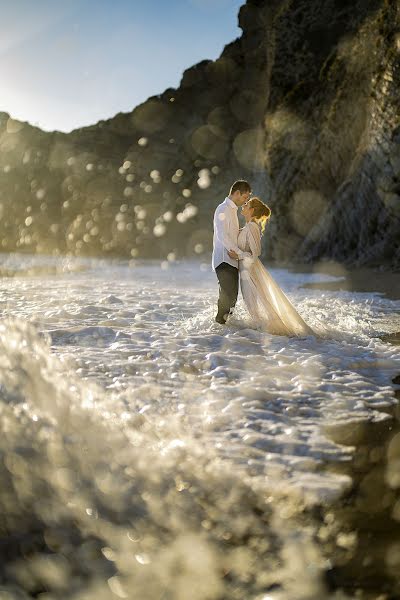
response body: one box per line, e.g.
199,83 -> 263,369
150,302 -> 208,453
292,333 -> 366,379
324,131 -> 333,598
249,197 -> 271,233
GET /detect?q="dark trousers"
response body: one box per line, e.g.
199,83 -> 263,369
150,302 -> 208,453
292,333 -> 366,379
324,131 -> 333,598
215,262 -> 239,323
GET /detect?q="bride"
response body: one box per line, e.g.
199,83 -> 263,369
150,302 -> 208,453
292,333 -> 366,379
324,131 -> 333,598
228,197 -> 314,337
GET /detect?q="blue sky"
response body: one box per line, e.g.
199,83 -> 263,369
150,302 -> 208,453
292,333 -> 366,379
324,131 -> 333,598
0,0 -> 243,132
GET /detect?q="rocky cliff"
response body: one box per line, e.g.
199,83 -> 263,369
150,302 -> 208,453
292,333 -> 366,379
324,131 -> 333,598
0,0 -> 399,268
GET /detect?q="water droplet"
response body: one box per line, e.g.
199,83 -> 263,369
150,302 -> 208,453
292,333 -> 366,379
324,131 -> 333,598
135,553 -> 151,565
153,223 -> 166,237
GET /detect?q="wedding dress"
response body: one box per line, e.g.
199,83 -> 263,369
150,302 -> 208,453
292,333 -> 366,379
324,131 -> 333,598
237,222 -> 314,336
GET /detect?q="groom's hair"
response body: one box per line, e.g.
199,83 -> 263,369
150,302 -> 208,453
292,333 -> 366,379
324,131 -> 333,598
230,180 -> 251,195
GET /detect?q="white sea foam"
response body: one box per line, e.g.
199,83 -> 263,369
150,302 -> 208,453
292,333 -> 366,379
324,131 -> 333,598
0,255 -> 398,598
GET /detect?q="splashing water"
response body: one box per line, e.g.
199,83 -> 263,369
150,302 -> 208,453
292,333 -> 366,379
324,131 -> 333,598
0,255 -> 398,599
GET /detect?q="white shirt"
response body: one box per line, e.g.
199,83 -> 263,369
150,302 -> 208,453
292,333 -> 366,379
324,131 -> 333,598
212,197 -> 245,270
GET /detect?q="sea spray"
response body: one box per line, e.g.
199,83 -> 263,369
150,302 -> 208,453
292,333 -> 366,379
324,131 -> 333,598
0,318 -> 340,599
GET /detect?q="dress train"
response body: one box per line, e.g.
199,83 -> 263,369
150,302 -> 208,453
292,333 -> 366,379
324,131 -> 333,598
238,222 -> 314,337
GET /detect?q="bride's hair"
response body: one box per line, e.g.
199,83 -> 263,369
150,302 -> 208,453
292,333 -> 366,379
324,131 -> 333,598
249,197 -> 271,233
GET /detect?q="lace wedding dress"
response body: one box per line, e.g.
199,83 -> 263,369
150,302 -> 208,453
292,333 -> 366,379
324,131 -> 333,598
238,222 -> 314,336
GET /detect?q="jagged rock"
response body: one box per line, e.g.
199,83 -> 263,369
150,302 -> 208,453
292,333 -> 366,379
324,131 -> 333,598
0,0 -> 399,268
390,149 -> 400,176
378,190 -> 400,215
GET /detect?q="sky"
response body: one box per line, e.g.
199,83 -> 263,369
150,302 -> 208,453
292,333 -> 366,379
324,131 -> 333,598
0,0 -> 244,132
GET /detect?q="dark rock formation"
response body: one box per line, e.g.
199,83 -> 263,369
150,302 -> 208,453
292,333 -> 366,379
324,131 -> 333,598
0,0 -> 399,268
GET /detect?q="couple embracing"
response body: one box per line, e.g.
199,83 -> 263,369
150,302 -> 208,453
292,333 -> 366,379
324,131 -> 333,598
212,180 -> 314,337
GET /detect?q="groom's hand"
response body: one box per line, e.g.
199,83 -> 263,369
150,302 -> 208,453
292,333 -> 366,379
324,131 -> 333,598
228,249 -> 239,259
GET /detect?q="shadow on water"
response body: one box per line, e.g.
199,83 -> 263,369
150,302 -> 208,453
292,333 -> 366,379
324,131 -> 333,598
287,262 -> 400,302
319,369 -> 400,599
254,261 -> 400,597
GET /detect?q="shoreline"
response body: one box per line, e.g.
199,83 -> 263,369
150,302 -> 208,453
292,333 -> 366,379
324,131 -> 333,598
1,254 -> 400,301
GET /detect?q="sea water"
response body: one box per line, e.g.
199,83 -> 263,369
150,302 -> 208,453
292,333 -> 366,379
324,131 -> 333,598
0,255 -> 399,599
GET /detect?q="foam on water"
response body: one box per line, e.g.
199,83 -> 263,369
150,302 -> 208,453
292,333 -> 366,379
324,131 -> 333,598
0,255 -> 399,599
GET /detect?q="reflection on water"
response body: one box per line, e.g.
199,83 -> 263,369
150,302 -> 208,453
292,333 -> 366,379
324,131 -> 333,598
0,256 -> 399,599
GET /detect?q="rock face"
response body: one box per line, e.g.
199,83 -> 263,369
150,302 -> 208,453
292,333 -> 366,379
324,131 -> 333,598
0,0 -> 399,268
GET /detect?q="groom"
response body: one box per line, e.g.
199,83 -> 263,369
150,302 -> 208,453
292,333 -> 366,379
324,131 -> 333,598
212,180 -> 252,324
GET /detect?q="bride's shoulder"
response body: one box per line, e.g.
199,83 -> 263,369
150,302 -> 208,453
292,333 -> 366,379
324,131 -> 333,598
247,221 -> 261,232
